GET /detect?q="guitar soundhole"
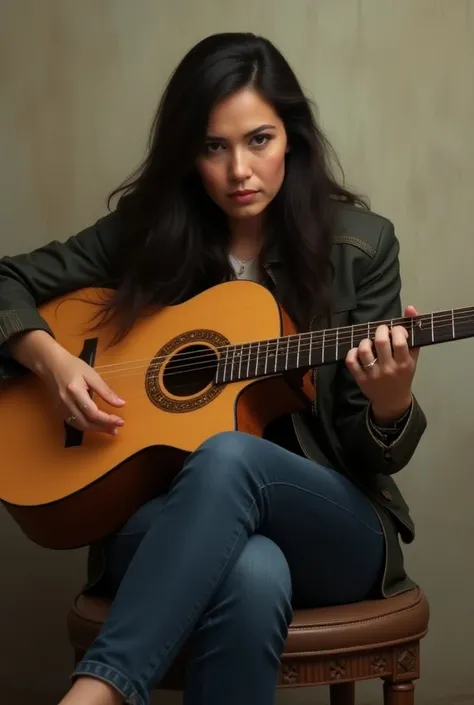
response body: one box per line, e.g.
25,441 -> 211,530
163,344 -> 217,397
145,329 -> 229,413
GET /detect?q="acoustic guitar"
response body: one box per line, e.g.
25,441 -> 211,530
0,280 -> 471,550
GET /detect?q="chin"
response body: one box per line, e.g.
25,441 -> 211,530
226,203 -> 268,219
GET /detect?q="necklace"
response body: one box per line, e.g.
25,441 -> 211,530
229,253 -> 257,278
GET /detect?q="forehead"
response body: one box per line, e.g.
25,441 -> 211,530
206,87 -> 282,136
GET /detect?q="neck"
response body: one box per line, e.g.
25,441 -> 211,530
229,216 -> 265,261
215,305 -> 474,385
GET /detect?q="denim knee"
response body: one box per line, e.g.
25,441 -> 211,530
175,431 -> 260,494
215,535 -> 293,645
196,430 -> 258,464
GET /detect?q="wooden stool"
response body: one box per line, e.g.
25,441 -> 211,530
67,585 -> 429,704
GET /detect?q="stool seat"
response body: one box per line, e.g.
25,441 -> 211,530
68,586 -> 429,656
67,586 -> 429,702
285,586 -> 429,655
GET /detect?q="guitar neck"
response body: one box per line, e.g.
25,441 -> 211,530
215,306 -> 474,384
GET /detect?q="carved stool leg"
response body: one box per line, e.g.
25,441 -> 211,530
383,680 -> 415,705
330,681 -> 355,705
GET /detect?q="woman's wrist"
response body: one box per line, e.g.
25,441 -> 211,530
8,330 -> 64,377
370,395 -> 413,426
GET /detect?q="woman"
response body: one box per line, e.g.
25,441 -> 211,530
0,33 -> 425,705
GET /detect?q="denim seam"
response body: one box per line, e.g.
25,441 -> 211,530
257,480 -> 383,535
73,659 -> 143,705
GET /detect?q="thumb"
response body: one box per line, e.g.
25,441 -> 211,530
87,372 -> 125,407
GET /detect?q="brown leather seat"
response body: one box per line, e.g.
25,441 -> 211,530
67,586 -> 429,704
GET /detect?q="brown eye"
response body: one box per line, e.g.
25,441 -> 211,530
205,141 -> 224,154
251,134 -> 271,148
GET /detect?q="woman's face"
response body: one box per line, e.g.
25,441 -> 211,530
196,88 -> 288,221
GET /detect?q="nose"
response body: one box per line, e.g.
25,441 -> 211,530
228,148 -> 252,183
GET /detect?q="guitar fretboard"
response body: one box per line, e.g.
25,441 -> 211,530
215,306 -> 474,384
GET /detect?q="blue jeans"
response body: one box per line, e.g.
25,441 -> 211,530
73,431 -> 385,705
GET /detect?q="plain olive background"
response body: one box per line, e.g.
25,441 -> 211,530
1,2 -> 473,703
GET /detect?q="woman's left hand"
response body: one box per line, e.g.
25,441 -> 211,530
345,305 -> 420,425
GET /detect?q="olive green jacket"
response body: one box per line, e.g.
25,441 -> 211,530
0,203 -> 426,597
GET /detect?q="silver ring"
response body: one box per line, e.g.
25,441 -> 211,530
362,357 -> 378,370
66,415 -> 76,424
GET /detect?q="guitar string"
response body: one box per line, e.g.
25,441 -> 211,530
95,311 -> 474,382
99,315 -> 474,384
97,318 -> 474,387
91,308 -> 474,375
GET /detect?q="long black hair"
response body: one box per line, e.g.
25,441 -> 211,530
103,32 -> 366,340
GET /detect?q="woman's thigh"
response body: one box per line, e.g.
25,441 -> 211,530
97,437 -> 384,608
258,460 -> 385,606
188,431 -> 385,607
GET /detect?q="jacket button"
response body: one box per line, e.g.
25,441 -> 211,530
381,489 -> 393,501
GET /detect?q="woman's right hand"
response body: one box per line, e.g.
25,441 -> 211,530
9,330 -> 125,435
39,347 -> 126,435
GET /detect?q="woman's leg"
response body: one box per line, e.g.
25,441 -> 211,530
67,431 -> 384,705
183,534 -> 292,705
68,498 -> 293,705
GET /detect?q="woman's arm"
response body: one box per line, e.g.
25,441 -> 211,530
0,212 -> 121,377
334,220 -> 427,475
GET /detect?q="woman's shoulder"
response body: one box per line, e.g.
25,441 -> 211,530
332,201 -> 396,261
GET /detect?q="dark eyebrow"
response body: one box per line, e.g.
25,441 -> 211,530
206,124 -> 277,141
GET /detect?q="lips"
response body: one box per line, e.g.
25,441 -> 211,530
229,189 -> 258,197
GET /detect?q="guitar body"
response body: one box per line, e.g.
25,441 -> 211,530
0,281 -> 312,549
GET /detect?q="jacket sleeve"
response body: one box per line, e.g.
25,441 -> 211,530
334,220 -> 427,476
0,212 -> 121,376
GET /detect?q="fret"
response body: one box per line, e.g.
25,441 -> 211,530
246,342 -> 252,378
226,345 -> 232,383
322,329 -> 325,364
285,336 -> 290,371
335,327 -> 339,360
308,331 -> 313,366
222,345 -> 230,384
255,341 -> 260,377
231,345 -> 238,381
237,343 -> 243,379
296,334 -> 301,368
215,353 -> 221,384
274,338 -> 279,373
450,307 -> 474,342
411,317 -> 414,347
264,340 -> 269,375
412,308 -> 474,347
350,325 -> 354,350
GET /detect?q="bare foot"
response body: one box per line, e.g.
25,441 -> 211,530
58,676 -> 124,705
